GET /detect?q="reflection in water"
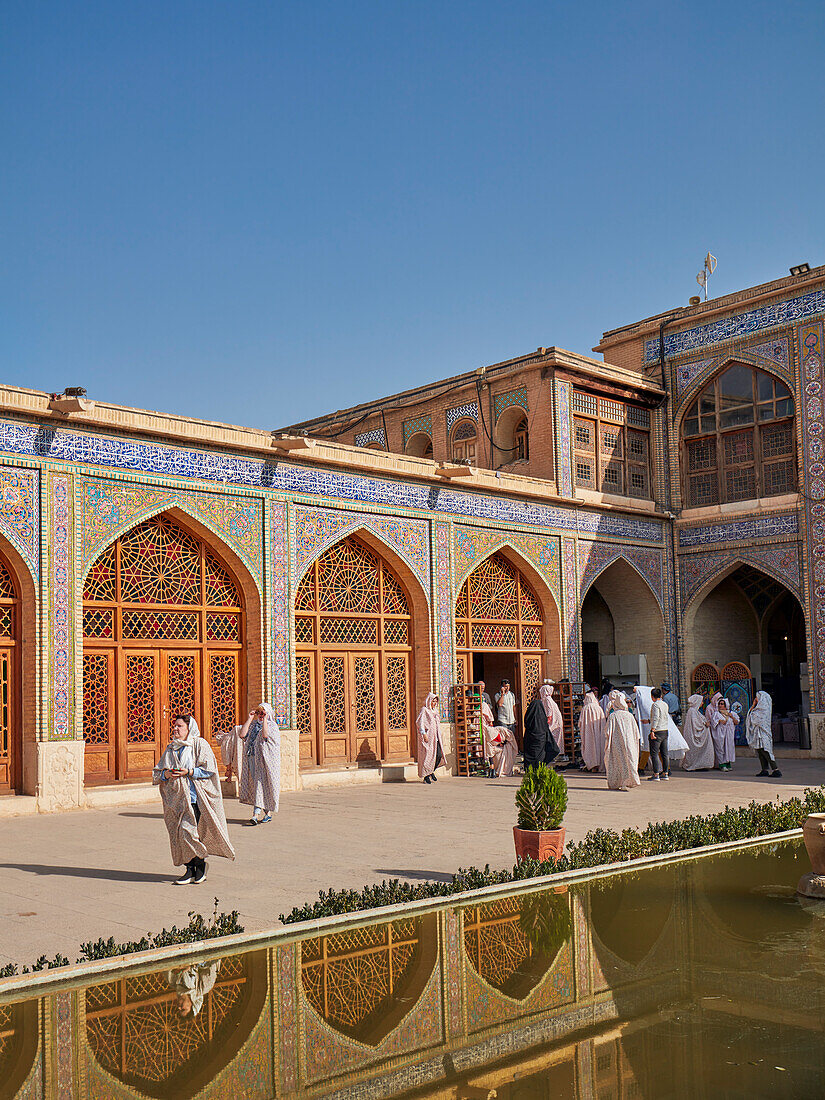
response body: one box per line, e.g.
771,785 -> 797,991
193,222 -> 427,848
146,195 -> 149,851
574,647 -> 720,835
301,915 -> 438,1045
3,838 -> 824,1098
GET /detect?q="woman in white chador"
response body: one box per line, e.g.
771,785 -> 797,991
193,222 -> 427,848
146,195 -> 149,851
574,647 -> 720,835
152,715 -> 235,886
680,694 -> 715,771
214,724 -> 243,781
578,691 -> 606,772
604,691 -> 641,791
709,696 -> 738,770
746,691 -> 782,778
239,703 -> 281,825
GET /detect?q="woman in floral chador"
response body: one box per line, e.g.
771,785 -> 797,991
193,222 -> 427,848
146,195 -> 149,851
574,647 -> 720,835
239,703 -> 281,825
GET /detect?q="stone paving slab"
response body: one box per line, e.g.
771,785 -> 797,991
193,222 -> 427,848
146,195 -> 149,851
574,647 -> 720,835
0,760 -> 823,967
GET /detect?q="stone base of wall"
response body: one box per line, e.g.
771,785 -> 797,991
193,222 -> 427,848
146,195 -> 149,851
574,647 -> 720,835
808,713 -> 825,757
33,739 -> 85,813
441,722 -> 456,775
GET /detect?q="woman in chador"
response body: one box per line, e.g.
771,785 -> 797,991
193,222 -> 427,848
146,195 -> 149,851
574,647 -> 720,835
417,692 -> 445,784
746,691 -> 782,778
481,699 -> 518,777
239,703 -> 281,825
539,682 -> 565,752
214,724 -> 243,781
578,690 -> 606,772
153,715 -> 235,886
680,694 -> 715,771
709,696 -> 738,770
604,691 -> 641,791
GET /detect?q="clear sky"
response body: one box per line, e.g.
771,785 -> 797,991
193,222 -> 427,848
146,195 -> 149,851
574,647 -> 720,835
3,2 -> 823,428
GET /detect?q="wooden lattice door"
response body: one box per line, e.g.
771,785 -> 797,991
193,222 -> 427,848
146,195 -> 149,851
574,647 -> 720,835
82,515 -> 244,785
0,557 -> 20,794
295,536 -> 414,766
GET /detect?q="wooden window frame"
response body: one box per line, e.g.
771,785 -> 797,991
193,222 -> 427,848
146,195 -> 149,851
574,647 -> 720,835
572,394 -> 651,499
681,367 -> 796,508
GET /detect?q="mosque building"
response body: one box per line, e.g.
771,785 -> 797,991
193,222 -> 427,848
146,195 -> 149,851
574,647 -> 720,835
1,262 -> 822,811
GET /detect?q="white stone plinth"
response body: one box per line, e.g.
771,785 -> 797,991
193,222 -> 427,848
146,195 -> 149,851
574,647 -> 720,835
279,728 -> 301,792
34,739 -> 85,813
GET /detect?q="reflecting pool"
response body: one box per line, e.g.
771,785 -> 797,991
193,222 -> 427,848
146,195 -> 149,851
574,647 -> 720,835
1,838 -> 822,1098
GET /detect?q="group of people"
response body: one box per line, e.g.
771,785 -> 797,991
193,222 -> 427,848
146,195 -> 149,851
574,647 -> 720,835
152,703 -> 281,886
415,677 -> 566,782
579,680 -> 783,791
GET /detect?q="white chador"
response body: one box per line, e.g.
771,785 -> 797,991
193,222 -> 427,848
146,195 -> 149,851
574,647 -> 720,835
633,685 -> 689,758
152,718 -> 235,868
578,691 -> 606,771
680,694 -> 715,771
604,691 -> 641,791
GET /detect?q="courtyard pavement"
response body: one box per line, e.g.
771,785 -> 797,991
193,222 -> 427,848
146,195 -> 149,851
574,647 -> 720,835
1,759 -> 824,968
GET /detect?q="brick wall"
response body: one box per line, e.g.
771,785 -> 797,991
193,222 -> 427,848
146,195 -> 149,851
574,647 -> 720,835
684,578 -> 760,676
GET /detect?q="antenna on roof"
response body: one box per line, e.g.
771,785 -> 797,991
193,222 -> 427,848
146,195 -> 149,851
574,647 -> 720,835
696,253 -> 717,301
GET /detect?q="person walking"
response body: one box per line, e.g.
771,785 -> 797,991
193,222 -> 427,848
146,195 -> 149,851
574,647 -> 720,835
522,694 -> 560,771
153,714 -> 235,886
495,680 -> 518,738
416,692 -> 445,784
578,690 -> 606,772
604,691 -> 641,791
239,703 -> 281,825
680,694 -> 715,771
647,686 -> 671,781
746,691 -> 782,778
709,697 -> 738,770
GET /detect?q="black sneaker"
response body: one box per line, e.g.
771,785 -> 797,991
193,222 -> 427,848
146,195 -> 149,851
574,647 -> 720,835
191,864 -> 207,885
771,770 -> 783,778
174,869 -> 194,886
757,769 -> 770,776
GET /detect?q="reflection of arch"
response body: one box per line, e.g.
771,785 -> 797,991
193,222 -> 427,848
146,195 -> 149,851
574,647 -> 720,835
580,557 -> 666,685
404,432 -> 433,458
85,951 -> 268,1100
455,548 -> 563,693
590,867 -> 675,967
294,532 -> 430,766
463,892 -> 571,1001
0,998 -> 38,1097
300,914 -> 438,1045
81,510 -> 261,785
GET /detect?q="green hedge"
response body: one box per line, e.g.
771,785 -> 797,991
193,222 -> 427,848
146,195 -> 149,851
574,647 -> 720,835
278,787 -> 825,924
0,900 -> 243,979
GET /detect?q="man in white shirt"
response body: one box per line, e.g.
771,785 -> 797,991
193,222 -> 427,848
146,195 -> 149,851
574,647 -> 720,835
648,686 -> 671,781
495,679 -> 517,736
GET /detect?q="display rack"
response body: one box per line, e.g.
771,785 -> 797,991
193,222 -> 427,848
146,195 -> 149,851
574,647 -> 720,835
551,681 -> 587,760
454,682 -> 486,776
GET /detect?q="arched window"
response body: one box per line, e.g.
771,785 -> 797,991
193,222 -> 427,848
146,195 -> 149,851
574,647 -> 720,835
682,364 -> 795,508
451,419 -> 477,463
405,432 -> 433,458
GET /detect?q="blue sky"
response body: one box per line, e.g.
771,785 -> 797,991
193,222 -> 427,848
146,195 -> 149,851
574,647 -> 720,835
2,2 -> 823,427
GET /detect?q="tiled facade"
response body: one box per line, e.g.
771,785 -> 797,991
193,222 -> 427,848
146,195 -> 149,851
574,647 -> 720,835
4,263 -> 825,808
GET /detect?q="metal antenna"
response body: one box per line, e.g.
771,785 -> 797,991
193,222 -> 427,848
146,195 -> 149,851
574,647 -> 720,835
696,252 -> 717,301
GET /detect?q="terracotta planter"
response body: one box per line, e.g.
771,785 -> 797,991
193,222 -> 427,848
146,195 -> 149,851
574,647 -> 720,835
513,825 -> 566,863
803,813 -> 825,874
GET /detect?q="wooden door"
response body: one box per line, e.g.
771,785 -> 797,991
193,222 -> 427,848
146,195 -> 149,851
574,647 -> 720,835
82,649 -> 116,784
320,652 -> 380,764
295,652 -> 317,767
0,648 -> 15,793
382,652 -> 411,760
122,650 -> 160,780
162,650 -> 202,734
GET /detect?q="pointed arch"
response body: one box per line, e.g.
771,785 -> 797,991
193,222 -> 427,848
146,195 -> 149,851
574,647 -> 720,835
674,353 -> 796,423
580,556 -> 667,685
81,509 -> 263,784
682,554 -> 801,615
294,530 -> 430,767
0,534 -> 34,794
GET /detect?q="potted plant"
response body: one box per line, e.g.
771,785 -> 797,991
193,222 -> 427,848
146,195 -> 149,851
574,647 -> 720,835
514,763 -> 568,862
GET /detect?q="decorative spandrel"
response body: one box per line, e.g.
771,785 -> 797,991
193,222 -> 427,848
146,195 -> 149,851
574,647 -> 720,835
455,552 -> 543,653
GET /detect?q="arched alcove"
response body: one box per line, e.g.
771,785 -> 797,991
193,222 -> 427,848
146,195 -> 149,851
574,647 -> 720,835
494,405 -> 529,465
404,432 -> 433,458
580,558 -> 666,686
293,530 -> 431,767
81,509 -> 262,785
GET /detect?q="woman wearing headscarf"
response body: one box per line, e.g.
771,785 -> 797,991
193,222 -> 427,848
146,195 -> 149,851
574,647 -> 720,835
417,692 -> 445,784
680,694 -> 715,771
746,691 -> 782,778
599,680 -> 614,718
214,724 -> 243,781
705,691 -> 722,728
578,691 -> 606,772
709,696 -> 738,770
166,959 -> 222,1017
153,715 -> 235,885
523,692 -> 560,771
539,682 -> 565,754
239,703 -> 281,824
481,699 -> 518,777
604,691 -> 641,791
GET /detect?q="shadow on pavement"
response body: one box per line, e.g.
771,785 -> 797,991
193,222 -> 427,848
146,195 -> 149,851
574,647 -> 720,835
373,868 -> 454,882
0,863 -> 172,883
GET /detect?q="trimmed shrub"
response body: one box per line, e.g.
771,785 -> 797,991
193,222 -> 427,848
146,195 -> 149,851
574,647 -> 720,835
515,764 -> 568,831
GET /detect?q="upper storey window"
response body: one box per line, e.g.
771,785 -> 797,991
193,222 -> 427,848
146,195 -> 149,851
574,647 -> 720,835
572,392 -> 651,499
451,419 -> 477,463
682,364 -> 796,508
